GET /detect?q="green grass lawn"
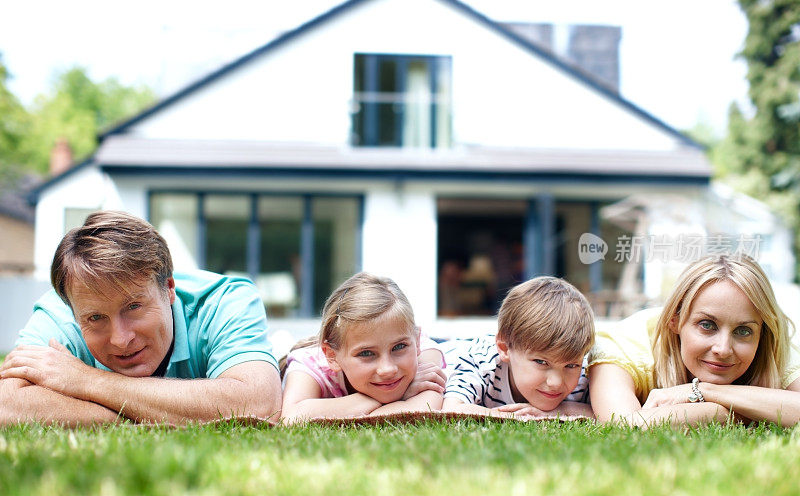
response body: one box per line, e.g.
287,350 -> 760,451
2,419 -> 799,496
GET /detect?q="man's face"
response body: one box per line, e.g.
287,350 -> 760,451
68,276 -> 175,377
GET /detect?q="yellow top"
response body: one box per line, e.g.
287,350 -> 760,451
588,307 -> 800,404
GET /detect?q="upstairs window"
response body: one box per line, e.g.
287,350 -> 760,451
352,53 -> 451,148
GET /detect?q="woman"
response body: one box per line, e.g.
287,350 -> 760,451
589,254 -> 800,427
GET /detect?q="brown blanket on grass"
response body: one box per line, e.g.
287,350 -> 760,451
189,411 -> 591,429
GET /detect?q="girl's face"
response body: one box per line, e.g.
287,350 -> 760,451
323,313 -> 419,404
672,279 -> 762,385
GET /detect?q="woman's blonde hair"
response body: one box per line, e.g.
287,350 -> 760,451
279,272 -> 416,376
652,254 -> 792,389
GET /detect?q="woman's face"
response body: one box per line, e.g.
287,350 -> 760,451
673,279 -> 762,385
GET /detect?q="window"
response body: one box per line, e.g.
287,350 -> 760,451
258,197 -> 303,316
553,201 -> 638,318
149,193 -> 361,317
437,198 -> 634,318
64,208 -> 98,234
352,53 -> 451,148
205,195 -> 249,275
437,199 -> 525,316
150,193 -> 199,272
312,197 -> 360,312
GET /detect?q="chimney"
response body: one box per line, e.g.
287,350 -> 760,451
503,22 -> 554,52
567,25 -> 621,92
50,137 -> 73,176
501,22 -> 621,93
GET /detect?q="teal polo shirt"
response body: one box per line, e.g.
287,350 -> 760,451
16,270 -> 278,378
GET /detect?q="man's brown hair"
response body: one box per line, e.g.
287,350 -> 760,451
51,210 -> 174,307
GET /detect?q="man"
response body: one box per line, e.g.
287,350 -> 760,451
0,211 -> 281,425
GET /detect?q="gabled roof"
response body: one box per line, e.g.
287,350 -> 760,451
34,0 -> 706,201
27,156 -> 95,204
98,0 -> 702,149
1,173 -> 41,222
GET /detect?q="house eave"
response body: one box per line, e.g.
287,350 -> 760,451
94,137 -> 711,179
100,163 -> 710,187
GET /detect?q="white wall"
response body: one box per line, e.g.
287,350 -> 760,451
129,0 -> 682,152
0,277 -> 53,352
361,187 -> 438,324
33,167 -> 125,280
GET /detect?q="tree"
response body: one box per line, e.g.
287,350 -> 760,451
0,54 -> 32,183
19,66 -> 156,175
717,0 -> 800,277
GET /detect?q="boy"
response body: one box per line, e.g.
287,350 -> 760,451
442,276 -> 594,418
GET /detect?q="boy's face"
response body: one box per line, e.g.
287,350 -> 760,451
496,336 -> 583,412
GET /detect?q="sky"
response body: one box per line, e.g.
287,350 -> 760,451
0,0 -> 749,136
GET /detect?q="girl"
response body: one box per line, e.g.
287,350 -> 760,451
280,272 -> 445,423
589,254 -> 800,427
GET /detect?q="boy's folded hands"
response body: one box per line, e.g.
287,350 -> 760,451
492,403 -> 546,418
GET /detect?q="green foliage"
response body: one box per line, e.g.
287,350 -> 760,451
683,120 -> 721,150
0,53 -> 155,178
0,55 -> 32,183
1,420 -> 800,496
19,67 -> 155,175
718,1 -> 800,277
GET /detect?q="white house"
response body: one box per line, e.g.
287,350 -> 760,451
29,0 -> 721,337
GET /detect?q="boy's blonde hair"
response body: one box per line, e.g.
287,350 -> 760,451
279,272 -> 415,375
652,254 -> 792,389
497,276 -> 595,360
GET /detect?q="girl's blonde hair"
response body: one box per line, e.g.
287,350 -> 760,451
652,254 -> 792,389
279,272 -> 416,375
